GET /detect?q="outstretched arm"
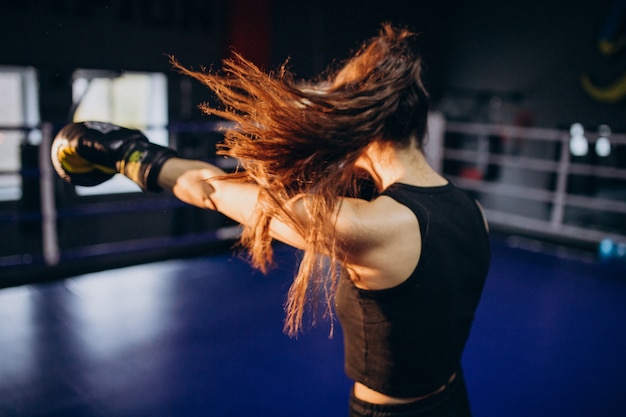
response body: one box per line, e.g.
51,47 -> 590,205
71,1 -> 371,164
157,157 -> 309,249
50,121 -> 374,254
50,121 -> 319,250
159,156 -> 424,289
157,158 -> 258,226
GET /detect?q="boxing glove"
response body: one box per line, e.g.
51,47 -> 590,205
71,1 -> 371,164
51,121 -> 177,192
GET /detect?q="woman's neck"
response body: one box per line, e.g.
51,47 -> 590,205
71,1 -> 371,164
360,140 -> 447,191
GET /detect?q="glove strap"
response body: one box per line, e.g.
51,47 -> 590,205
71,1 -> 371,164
119,142 -> 178,192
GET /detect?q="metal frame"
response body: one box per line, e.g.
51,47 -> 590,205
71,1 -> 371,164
442,120 -> 626,246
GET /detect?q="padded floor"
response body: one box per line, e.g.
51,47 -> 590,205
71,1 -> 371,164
1,238 -> 625,417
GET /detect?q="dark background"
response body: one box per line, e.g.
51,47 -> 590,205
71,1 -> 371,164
1,4 -> 626,416
1,0 -> 624,283
1,0 -> 624,129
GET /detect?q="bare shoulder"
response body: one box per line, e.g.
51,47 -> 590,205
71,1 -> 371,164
336,195 -> 416,238
336,195 -> 422,289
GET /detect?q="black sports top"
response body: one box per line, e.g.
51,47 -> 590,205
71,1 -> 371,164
335,181 -> 491,398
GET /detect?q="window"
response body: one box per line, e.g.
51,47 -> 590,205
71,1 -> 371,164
71,70 -> 168,195
0,66 -> 40,201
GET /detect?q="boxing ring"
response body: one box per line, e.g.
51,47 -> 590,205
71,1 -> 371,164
1,122 -> 241,287
440,120 -> 626,248
1,119 -> 626,416
2,116 -> 625,288
0,218 -> 625,417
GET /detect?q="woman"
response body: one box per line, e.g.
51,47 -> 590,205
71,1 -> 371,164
52,23 -> 491,417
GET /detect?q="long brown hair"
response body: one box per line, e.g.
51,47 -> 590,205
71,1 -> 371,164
171,23 -> 429,336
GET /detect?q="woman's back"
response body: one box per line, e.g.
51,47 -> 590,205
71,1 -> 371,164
336,181 -> 491,399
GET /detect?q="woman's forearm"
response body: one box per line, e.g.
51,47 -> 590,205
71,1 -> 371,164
157,157 -> 226,210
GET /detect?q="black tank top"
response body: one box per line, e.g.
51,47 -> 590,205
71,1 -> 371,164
335,181 -> 491,398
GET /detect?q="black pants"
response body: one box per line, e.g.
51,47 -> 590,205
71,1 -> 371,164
348,369 -> 472,417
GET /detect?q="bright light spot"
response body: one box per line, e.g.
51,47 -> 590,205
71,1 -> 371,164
596,124 -> 611,157
569,123 -> 588,156
570,123 -> 584,137
596,136 -> 611,157
599,238 -> 614,256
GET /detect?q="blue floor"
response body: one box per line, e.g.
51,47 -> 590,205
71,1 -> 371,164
1,237 -> 625,417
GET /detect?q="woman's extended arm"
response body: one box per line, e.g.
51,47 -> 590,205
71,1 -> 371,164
157,157 -> 310,249
158,158 -> 255,223
156,156 -> 416,285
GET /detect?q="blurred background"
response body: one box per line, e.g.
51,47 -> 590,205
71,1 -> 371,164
1,1 -> 626,417
1,0 -> 625,282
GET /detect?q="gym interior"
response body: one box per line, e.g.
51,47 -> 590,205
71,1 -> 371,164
1,1 -> 625,416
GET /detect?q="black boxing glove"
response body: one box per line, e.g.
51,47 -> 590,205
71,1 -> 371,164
51,121 -> 177,192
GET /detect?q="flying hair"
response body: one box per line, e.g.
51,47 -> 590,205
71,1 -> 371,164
170,22 -> 430,336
